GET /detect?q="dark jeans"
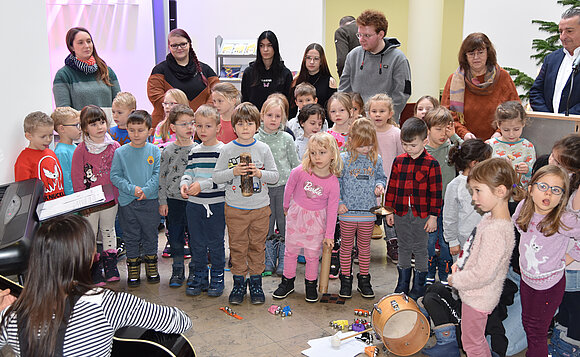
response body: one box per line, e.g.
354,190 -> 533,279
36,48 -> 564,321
428,213 -> 452,261
186,201 -> 226,272
119,199 -> 160,259
167,198 -> 188,267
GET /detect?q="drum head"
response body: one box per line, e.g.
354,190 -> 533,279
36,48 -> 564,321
382,310 -> 418,338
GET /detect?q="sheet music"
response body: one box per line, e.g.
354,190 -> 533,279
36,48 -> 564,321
36,185 -> 106,221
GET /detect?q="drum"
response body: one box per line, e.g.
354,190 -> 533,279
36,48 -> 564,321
371,293 -> 430,356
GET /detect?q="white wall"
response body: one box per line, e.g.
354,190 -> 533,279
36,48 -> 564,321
463,0 -> 564,84
176,0 -> 325,75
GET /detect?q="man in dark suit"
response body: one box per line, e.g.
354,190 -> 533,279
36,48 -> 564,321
334,16 -> 359,77
530,8 -> 580,114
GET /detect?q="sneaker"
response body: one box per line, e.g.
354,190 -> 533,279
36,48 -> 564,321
91,254 -> 106,287
183,243 -> 191,259
248,275 -> 265,304
339,274 -> 353,298
357,273 -> 375,298
101,249 -> 120,282
305,279 -> 318,303
386,238 -> 399,263
162,242 -> 171,258
228,275 -> 246,305
272,276 -> 295,299
169,266 -> 185,288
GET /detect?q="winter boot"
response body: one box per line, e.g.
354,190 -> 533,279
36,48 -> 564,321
329,240 -> 340,279
438,259 -> 452,286
305,279 -> 318,302
422,323 -> 460,357
272,276 -> 295,299
275,236 -> 285,277
357,273 -> 375,298
386,237 -> 399,263
228,275 -> 247,305
101,249 -> 121,282
409,269 -> 427,300
264,235 -> 278,276
91,253 -> 106,286
394,266 -> 412,294
186,269 -> 208,296
339,274 -> 353,298
426,255 -> 438,286
549,325 -> 580,357
169,265 -> 185,288
143,254 -> 160,284
207,269 -> 225,297
126,257 -> 141,287
248,274 -> 265,304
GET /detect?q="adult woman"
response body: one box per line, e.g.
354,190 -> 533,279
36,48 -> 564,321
147,28 -> 218,128
241,30 -> 293,110
53,27 -> 121,110
289,43 -> 337,118
441,33 -> 519,140
0,214 -> 191,356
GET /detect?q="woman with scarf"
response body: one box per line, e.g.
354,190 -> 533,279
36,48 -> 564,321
147,28 -> 218,128
53,27 -> 121,110
441,33 -> 519,140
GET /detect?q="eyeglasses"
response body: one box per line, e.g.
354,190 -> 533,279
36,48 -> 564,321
162,102 -> 178,107
305,56 -> 320,62
466,49 -> 486,59
169,42 -> 188,50
62,123 -> 81,130
534,182 -> 565,196
173,121 -> 195,127
356,32 -> 376,39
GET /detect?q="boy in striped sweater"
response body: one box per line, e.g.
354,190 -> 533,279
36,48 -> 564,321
180,105 -> 226,297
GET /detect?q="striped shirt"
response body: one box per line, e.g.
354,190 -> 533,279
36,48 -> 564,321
180,142 -> 226,205
0,289 -> 191,356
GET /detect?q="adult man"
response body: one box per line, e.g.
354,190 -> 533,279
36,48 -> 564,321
334,16 -> 359,77
338,9 -> 411,122
530,8 -> 580,114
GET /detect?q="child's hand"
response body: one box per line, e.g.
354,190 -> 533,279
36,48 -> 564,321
447,274 -> 453,286
134,186 -> 143,198
248,163 -> 262,179
187,182 -> 201,196
180,185 -> 189,199
374,185 -> 384,197
159,204 -> 168,216
386,214 -> 394,226
284,208 -> 288,216
424,215 -> 437,233
515,162 -> 529,174
0,289 -> 15,311
233,163 -> 248,176
338,204 -> 348,214
323,238 -> 333,249
451,263 -> 458,274
565,253 -> 575,266
464,132 -> 476,140
445,122 -> 456,139
137,192 -> 146,201
449,245 -> 461,256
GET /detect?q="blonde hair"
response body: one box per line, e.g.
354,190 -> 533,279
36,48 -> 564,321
51,107 -> 80,129
195,104 -> 220,126
346,118 -> 379,165
468,158 -> 526,202
112,92 -> 137,110
366,93 -> 397,126
267,93 -> 289,120
302,132 -> 342,176
24,111 -> 53,134
160,88 -> 189,141
212,83 -> 241,106
261,97 -> 288,124
327,92 -> 353,118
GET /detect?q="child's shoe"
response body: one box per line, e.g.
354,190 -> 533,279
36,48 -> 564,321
126,257 -> 141,287
101,249 -> 121,282
169,265 -> 185,288
357,273 -> 374,298
186,269 -> 208,296
438,259 -> 452,286
272,276 -> 295,299
143,254 -> 160,284
116,238 -> 126,260
386,237 -> 399,263
229,275 -> 246,305
162,241 -> 171,258
409,269 -> 427,300
275,236 -> 285,277
248,275 -> 265,304
91,254 -> 106,287
426,255 -> 438,286
394,266 -> 412,294
339,274 -> 353,298
264,235 -> 278,275
297,255 -> 306,264
372,223 -> 384,239
305,279 -> 318,303
207,269 -> 225,297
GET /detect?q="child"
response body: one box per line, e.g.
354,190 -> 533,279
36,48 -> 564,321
513,165 -> 580,357
286,82 -> 318,136
414,95 -> 439,120
180,105 -> 226,297
71,105 -> 121,285
158,104 -> 197,288
448,158 -> 523,357
211,82 -> 240,144
110,92 -> 136,146
52,107 -> 81,195
366,93 -> 404,260
350,92 -> 365,118
272,132 -> 341,302
295,103 -> 325,160
385,117 -> 442,300
424,107 -> 463,285
443,139 -> 492,260
337,118 -> 386,299
327,92 -> 353,150
153,88 -> 190,150
15,111 -> 65,201
110,110 -> 161,287
486,101 -> 536,187
213,102 -> 279,305
255,97 -> 301,276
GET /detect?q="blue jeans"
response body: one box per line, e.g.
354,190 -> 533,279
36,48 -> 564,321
186,201 -> 226,272
502,268 -> 527,356
166,198 -> 188,267
119,199 -> 160,259
427,213 -> 452,261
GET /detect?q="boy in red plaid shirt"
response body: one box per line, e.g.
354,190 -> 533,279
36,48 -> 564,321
385,117 -> 442,300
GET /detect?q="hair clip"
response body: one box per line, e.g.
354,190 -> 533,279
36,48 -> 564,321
512,184 -> 517,188
457,145 -> 461,150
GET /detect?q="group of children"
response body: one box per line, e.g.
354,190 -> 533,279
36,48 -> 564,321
14,80 -> 580,356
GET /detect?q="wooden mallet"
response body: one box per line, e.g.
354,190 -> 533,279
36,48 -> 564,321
319,244 -> 332,294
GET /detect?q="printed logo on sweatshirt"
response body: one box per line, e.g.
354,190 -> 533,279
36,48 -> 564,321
303,180 -> 322,198
147,155 -> 155,165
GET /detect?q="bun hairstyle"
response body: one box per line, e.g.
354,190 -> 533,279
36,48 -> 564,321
468,158 -> 525,202
448,139 -> 492,172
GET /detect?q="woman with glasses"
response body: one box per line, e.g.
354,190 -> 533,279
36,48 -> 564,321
147,28 -> 218,129
53,27 -> 121,110
441,32 -> 519,140
241,30 -> 293,110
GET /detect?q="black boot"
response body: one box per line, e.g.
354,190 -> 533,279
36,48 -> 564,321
305,279 -> 318,302
394,266 -> 412,294
339,274 -> 353,298
357,273 -> 374,298
409,269 -> 427,300
272,275 -> 295,299
143,254 -> 160,284
248,274 -> 265,304
228,275 -> 246,305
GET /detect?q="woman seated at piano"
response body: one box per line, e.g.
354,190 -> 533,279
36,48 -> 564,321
0,214 -> 191,356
